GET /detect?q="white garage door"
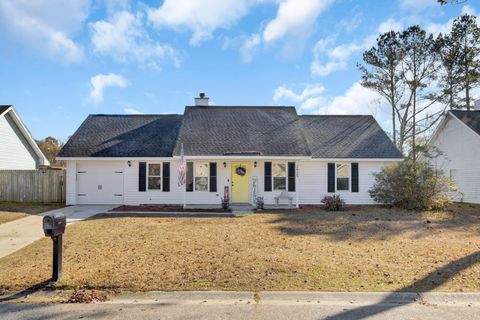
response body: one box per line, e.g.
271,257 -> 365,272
76,162 -> 124,205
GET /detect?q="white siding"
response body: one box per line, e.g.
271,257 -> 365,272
430,116 -> 480,204
65,159 -> 390,206
124,160 -> 229,206
298,161 -> 388,205
0,113 -> 38,170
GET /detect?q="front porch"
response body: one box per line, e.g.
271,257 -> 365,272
181,158 -> 301,208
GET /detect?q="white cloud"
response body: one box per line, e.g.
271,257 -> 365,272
311,60 -> 347,76
124,107 -> 144,114
311,17 -> 404,77
263,0 -> 331,43
90,11 -> 179,70
425,5 -> 477,36
89,73 -> 129,103
147,0 -> 253,45
239,34 -> 261,63
273,84 -> 326,111
377,18 -> 404,34
274,84 -> 325,102
315,82 -> 385,115
0,0 -> 89,62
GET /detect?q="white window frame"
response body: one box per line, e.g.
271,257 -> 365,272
272,162 -> 288,191
335,163 -> 350,192
194,162 -> 209,192
147,163 -> 162,191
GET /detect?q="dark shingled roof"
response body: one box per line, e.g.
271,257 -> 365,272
0,105 -> 11,114
58,114 -> 183,157
300,115 -> 403,158
59,107 -> 402,159
451,110 -> 480,136
172,106 -> 311,156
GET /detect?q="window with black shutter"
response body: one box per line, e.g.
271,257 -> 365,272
186,162 -> 194,192
162,162 -> 170,192
327,163 -> 335,193
351,163 -> 359,193
288,162 -> 296,192
264,162 -> 272,192
209,162 -> 217,192
139,162 -> 146,192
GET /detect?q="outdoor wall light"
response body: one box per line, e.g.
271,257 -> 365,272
127,161 -> 132,167
254,161 -> 257,168
223,162 -> 227,168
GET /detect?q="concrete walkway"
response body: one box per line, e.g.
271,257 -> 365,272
0,205 -> 114,259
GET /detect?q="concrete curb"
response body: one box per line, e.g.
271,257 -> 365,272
2,290 -> 479,306
107,291 -> 480,306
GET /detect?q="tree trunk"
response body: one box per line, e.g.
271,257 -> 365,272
412,88 -> 417,162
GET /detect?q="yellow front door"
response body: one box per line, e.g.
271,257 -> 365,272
231,163 -> 250,203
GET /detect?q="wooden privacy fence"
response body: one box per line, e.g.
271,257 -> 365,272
0,169 -> 66,203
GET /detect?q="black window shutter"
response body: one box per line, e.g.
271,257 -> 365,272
351,163 -> 359,193
209,162 -> 217,192
288,162 -> 296,192
327,163 -> 335,193
162,162 -> 170,192
139,162 -> 146,192
264,162 -> 272,192
186,162 -> 193,192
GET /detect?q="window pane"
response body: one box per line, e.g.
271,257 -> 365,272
195,177 -> 208,191
274,177 -> 286,190
336,164 -> 348,178
273,163 -> 286,177
148,164 -> 161,176
195,163 -> 209,177
337,177 -> 349,191
148,177 -> 161,190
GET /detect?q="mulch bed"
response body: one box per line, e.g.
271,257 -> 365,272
111,205 -> 232,213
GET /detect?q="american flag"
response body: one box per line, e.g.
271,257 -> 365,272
178,143 -> 186,187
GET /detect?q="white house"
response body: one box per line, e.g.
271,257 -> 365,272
428,108 -> 480,204
0,105 -> 49,170
57,95 -> 403,207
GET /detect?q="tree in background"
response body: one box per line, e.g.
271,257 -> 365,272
357,31 -> 405,148
434,33 -> 462,110
36,136 -> 65,168
450,14 -> 480,110
400,26 -> 440,161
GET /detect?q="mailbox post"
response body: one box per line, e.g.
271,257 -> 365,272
42,213 -> 66,282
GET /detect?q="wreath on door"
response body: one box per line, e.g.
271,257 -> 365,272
235,166 -> 246,176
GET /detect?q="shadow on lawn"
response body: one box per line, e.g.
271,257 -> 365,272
269,205 -> 480,241
0,279 -> 51,303
324,250 -> 480,320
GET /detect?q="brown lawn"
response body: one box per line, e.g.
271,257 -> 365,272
0,202 -> 65,225
0,212 -> 28,224
0,203 -> 479,293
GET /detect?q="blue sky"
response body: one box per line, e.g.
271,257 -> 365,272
0,0 -> 478,142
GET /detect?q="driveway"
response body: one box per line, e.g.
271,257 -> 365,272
0,205 -> 114,259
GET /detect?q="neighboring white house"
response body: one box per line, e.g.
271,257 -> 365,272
57,94 -> 403,206
0,105 -> 49,170
428,108 -> 480,204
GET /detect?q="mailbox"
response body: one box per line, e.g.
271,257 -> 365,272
42,212 -> 66,282
43,213 -> 66,237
